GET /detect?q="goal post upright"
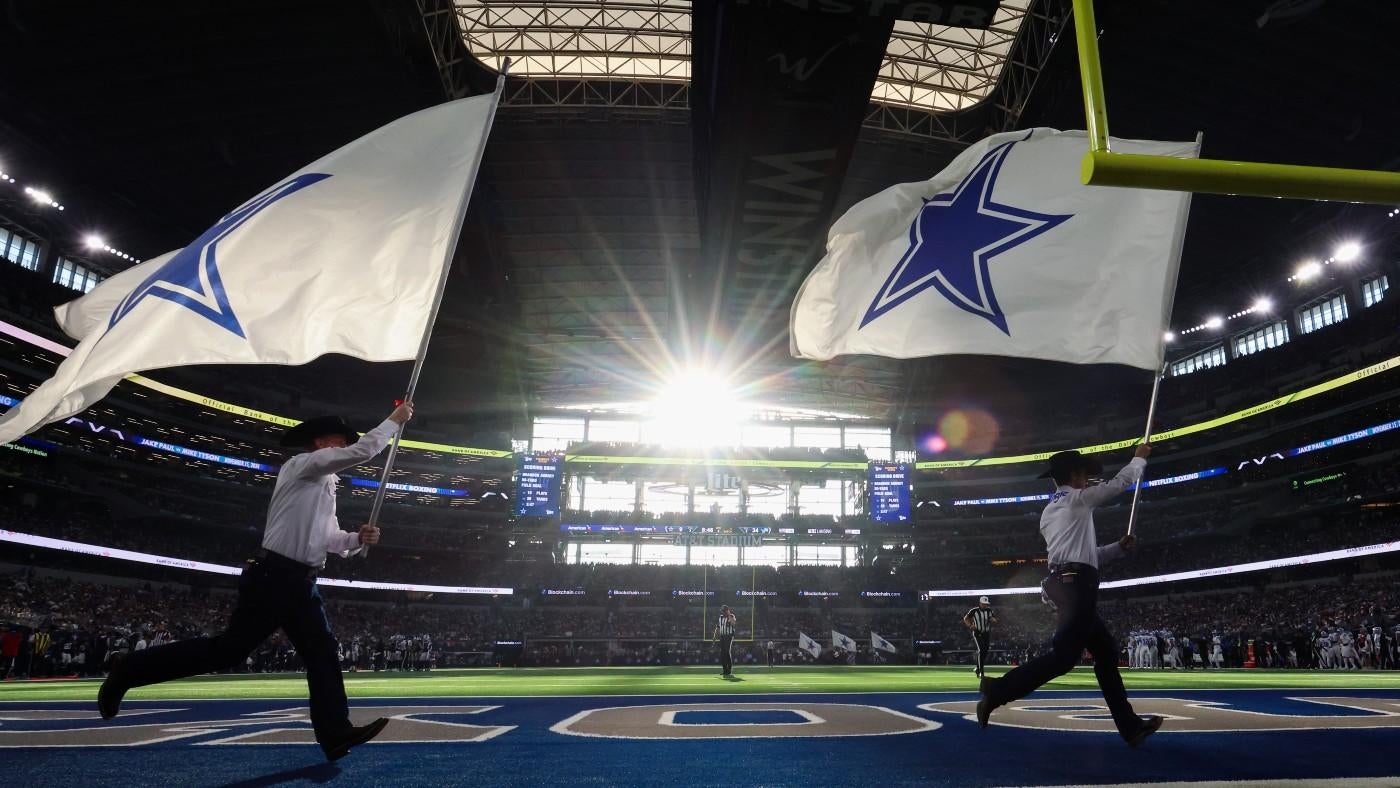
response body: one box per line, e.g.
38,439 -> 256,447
1071,0 -> 1400,205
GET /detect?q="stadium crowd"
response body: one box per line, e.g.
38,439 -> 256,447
5,560 -> 1399,676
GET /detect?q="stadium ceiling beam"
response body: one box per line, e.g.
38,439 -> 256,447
445,0 -> 1069,145
415,0 -> 499,99
502,78 -> 690,110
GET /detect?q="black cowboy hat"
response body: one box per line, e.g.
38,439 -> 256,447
1038,449 -> 1104,480
280,416 -> 359,449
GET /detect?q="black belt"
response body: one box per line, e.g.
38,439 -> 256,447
1047,561 -> 1096,575
251,549 -> 320,578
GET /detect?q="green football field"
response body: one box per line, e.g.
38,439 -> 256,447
4,665 -> 1400,702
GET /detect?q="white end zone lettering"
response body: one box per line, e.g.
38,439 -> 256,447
0,706 -> 513,748
198,705 -> 515,745
920,696 -> 1400,733
550,702 -> 939,739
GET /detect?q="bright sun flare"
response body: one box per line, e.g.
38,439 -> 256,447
644,369 -> 748,448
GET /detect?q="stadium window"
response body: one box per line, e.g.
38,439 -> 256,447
693,489 -> 739,514
842,479 -> 863,514
0,228 -> 42,272
576,542 -> 634,565
844,426 -> 892,461
740,423 -> 791,448
744,482 -> 790,516
793,425 -> 841,449
1362,275 -> 1389,307
689,545 -> 740,566
577,478 -> 637,513
642,482 -> 690,515
797,482 -> 843,516
53,257 -> 102,293
795,544 -> 843,566
1169,345 -> 1226,377
636,543 -> 687,566
741,544 -> 790,567
1296,293 -> 1349,335
1232,320 -> 1290,358
531,416 -> 584,452
585,418 -> 640,443
566,476 -> 585,512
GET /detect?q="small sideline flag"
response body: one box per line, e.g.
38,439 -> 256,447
871,632 -> 898,654
832,630 -> 858,653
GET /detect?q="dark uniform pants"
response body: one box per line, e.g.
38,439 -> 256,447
972,631 -> 991,674
719,635 -> 734,675
110,555 -> 352,743
983,564 -> 1144,740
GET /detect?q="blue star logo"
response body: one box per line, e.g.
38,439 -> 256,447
860,135 -> 1072,335
108,173 -> 332,339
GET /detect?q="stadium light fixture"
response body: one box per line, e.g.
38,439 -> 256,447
1334,241 -> 1361,263
1205,316 -> 1223,329
25,186 -> 60,208
1253,297 -> 1273,313
84,234 -> 105,250
1163,331 -> 1175,342
1294,260 -> 1322,282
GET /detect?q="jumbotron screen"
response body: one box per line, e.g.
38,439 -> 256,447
514,452 -> 563,517
868,461 -> 911,523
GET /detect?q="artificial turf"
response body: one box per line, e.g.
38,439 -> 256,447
4,665 -> 1399,702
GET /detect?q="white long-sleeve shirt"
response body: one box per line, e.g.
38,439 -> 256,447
1039,457 -> 1146,569
261,418 -> 400,567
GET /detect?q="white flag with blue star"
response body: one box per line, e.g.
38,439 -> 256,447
832,630 -> 858,653
871,632 -> 898,654
790,128 -> 1198,368
798,632 -> 823,659
0,95 -> 496,445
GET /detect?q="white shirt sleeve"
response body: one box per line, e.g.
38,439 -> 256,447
1076,457 -> 1147,509
1095,540 -> 1126,566
326,518 -> 363,558
293,419 -> 401,479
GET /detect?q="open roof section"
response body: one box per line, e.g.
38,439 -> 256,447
452,0 -> 1062,142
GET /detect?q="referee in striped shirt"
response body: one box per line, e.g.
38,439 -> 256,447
714,605 -> 737,677
963,596 -> 997,679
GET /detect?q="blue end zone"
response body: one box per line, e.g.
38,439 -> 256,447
3,691 -> 1399,787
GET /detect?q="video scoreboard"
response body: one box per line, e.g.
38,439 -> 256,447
868,461 -> 911,523
515,452 -> 563,517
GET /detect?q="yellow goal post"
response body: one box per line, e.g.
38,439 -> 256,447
1072,0 -> 1400,205
700,565 -> 758,643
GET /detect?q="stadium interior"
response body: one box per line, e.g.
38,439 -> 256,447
2,1 -> 1400,786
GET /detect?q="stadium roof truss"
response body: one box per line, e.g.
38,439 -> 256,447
444,0 -> 1070,142
413,0 -> 1070,417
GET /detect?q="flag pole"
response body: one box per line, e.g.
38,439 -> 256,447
362,60 -> 511,556
1124,361 -> 1167,536
1125,131 -> 1202,537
